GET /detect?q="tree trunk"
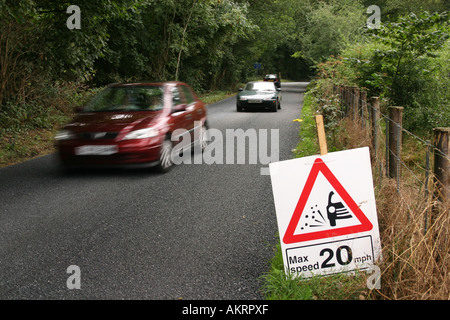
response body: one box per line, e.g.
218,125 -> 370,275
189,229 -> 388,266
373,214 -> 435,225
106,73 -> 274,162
175,0 -> 197,82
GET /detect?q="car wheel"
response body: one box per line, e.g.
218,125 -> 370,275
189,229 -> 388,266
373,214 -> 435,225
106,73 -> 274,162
237,105 -> 243,112
193,122 -> 210,154
278,99 -> 281,109
272,103 -> 278,112
199,123 -> 210,153
156,138 -> 174,173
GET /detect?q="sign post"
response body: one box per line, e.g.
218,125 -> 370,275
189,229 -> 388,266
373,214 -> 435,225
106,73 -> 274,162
254,62 -> 261,76
269,147 -> 381,279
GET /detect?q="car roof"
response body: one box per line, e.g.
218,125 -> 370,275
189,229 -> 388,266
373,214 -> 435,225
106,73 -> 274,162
244,81 -> 276,88
247,81 -> 275,84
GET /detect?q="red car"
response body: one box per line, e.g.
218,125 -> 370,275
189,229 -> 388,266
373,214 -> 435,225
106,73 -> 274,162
55,82 -> 208,172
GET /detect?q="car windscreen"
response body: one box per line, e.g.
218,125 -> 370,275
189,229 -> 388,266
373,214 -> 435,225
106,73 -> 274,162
244,82 -> 276,92
83,86 -> 164,112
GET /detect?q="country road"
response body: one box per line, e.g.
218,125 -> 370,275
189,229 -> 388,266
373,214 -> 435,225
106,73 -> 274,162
0,82 -> 308,299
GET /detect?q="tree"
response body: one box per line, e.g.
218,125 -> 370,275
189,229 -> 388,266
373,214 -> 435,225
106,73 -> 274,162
337,10 -> 449,132
292,0 -> 366,65
367,11 -> 449,131
90,0 -> 255,90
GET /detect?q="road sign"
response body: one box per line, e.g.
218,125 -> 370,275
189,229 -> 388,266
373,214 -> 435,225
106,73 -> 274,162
269,147 -> 381,278
283,157 -> 373,244
254,63 -> 261,70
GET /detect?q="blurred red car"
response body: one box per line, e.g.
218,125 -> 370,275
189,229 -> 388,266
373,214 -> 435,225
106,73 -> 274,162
55,82 -> 208,172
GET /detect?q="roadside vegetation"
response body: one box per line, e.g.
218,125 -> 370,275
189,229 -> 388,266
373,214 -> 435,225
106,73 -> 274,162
261,82 -> 449,300
261,3 -> 449,300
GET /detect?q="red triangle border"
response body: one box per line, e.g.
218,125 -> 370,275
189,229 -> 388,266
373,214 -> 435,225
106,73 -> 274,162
283,158 -> 373,244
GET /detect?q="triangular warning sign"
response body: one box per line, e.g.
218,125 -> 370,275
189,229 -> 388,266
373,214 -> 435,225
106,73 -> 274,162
283,158 -> 373,244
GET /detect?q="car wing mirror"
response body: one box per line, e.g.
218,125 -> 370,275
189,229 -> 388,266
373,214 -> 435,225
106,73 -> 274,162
239,88 -> 243,91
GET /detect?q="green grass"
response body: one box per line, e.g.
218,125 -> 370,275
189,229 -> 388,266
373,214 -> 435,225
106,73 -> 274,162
260,242 -> 369,300
198,89 -> 238,105
292,93 -> 320,158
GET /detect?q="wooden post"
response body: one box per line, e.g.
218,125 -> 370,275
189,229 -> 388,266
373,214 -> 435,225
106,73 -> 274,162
347,87 -> 353,118
339,86 -> 344,113
388,107 -> 403,181
424,141 -> 431,234
385,116 -> 389,178
353,87 -> 359,121
360,91 -> 367,129
433,127 -> 450,203
344,86 -> 349,116
352,87 -> 359,121
315,115 -> 328,155
371,97 -> 380,159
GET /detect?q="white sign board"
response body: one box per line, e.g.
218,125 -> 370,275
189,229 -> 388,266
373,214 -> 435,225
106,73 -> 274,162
269,147 -> 381,278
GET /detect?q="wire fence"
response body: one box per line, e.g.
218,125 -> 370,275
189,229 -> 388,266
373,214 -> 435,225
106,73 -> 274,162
331,85 -> 449,233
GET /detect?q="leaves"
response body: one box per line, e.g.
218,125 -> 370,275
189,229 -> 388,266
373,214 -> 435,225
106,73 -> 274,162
320,9 -> 450,132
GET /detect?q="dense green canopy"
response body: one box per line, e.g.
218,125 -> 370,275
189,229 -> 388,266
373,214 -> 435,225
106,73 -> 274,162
0,0 -> 448,118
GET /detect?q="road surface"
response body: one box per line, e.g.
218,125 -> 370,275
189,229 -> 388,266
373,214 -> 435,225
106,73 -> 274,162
0,82 -> 308,299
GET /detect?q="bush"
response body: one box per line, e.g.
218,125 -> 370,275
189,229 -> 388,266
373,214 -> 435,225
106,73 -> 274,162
316,11 -> 449,134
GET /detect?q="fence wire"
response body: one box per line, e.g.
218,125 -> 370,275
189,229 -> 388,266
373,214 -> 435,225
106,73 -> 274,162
332,86 -> 449,232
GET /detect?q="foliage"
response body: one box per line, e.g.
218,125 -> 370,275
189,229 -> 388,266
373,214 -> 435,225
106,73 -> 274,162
292,0 -> 366,65
1,0 -> 448,108
361,0 -> 450,21
312,11 -> 449,133
365,11 -> 449,131
0,0 -> 257,99
365,11 -> 449,91
93,0 -> 256,91
0,0 -> 141,107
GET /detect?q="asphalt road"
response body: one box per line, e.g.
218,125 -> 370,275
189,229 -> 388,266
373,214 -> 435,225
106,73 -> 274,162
0,82 -> 308,299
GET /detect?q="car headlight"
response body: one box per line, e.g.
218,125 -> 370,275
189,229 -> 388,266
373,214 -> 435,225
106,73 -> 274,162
122,128 -> 158,140
55,130 -> 75,140
264,96 -> 276,100
239,96 -> 247,101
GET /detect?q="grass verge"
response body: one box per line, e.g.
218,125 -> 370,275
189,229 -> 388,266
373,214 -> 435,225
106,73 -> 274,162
260,240 -> 370,300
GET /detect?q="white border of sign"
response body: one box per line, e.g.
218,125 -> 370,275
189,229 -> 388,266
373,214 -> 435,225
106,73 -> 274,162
269,147 -> 382,279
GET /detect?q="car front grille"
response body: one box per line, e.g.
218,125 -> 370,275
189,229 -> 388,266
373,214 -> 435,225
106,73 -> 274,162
78,132 -> 119,140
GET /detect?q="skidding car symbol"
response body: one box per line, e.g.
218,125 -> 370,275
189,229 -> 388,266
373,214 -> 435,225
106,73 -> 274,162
326,191 -> 352,227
